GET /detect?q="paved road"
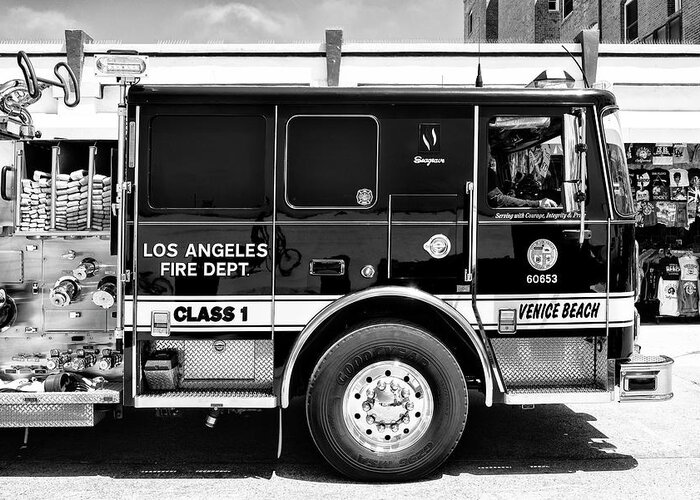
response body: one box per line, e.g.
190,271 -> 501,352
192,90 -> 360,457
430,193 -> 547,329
0,326 -> 698,499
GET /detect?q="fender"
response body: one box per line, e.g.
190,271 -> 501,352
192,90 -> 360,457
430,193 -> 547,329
280,285 -> 494,407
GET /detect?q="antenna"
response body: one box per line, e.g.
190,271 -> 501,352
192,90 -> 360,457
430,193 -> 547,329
561,45 -> 590,89
475,11 -> 483,87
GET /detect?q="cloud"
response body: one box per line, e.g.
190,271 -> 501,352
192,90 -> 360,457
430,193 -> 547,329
0,6 -> 82,40
184,2 -> 287,35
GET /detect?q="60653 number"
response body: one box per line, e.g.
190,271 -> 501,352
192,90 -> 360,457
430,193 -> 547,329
526,274 -> 558,284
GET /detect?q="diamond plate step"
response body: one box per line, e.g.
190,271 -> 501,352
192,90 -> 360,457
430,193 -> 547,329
135,389 -> 276,409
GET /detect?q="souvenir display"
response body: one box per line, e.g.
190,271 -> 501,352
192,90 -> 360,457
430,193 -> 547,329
629,143 -> 700,320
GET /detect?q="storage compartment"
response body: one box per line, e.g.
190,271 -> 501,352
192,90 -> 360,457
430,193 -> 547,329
14,140 -> 115,234
141,339 -> 273,392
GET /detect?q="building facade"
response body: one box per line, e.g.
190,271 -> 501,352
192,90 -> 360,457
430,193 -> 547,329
464,0 -> 561,42
465,0 -> 700,43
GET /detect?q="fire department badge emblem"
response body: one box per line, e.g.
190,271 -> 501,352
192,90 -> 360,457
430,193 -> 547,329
527,239 -> 558,271
356,188 -> 374,206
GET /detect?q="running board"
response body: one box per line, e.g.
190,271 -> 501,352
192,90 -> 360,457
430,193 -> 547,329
504,387 -> 613,405
134,389 -> 277,409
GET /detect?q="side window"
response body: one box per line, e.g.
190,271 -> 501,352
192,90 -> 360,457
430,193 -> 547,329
149,115 -> 266,210
486,116 -> 565,210
285,115 -> 378,209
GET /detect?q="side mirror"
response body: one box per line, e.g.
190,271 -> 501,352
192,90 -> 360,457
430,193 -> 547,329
563,110 -> 587,213
563,108 -> 588,246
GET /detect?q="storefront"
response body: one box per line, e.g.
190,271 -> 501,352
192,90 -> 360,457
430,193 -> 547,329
629,143 -> 700,322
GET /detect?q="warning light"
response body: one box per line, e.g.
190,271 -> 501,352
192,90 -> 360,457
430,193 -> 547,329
95,54 -> 147,78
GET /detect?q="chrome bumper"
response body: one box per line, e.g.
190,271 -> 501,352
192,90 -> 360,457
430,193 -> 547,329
618,355 -> 674,402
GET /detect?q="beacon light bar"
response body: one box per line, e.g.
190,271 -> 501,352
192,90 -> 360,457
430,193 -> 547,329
526,69 -> 576,89
94,54 -> 148,78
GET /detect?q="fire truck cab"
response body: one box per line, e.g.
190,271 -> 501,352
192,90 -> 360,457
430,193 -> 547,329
0,54 -> 673,480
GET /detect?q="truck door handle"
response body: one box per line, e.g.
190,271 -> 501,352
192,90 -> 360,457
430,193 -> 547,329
309,259 -> 346,276
562,228 -> 591,240
1,165 -> 12,201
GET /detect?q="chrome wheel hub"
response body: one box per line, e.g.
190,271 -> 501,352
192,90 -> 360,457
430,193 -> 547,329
342,360 -> 434,452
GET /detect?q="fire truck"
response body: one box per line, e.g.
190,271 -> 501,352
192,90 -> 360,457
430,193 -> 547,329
0,51 -> 673,481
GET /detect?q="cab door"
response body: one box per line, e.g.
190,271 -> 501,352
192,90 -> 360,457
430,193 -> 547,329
128,103 -> 276,402
473,106 -> 611,393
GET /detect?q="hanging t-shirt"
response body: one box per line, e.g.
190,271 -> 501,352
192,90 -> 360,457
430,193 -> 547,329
677,202 -> 689,229
657,256 -> 681,317
679,281 -> 699,317
688,144 -> 700,166
642,261 -> 661,302
631,144 -> 655,165
655,201 -> 676,226
688,168 -> 700,193
669,168 -> 689,187
674,144 -> 691,165
635,170 -> 652,201
678,254 -> 700,316
650,169 -> 670,201
679,254 -> 699,281
639,201 -> 657,227
688,169 -> 700,226
653,144 -> 674,166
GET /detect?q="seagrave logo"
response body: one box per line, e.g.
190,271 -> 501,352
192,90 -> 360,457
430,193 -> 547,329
419,123 -> 440,152
413,156 -> 446,166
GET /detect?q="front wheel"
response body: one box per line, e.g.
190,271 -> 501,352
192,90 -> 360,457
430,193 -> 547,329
306,322 -> 468,481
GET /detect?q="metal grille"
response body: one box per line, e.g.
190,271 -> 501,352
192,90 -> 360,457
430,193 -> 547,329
491,337 -> 608,390
0,403 -> 99,427
149,340 -> 272,390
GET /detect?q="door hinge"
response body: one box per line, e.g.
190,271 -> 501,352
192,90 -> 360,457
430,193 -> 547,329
120,181 -> 132,194
464,269 -> 473,283
120,270 -> 131,283
465,181 -> 474,194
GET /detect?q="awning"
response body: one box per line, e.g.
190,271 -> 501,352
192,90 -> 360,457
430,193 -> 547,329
620,110 -> 700,144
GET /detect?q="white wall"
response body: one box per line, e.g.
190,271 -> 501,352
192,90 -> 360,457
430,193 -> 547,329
1,42 -> 699,141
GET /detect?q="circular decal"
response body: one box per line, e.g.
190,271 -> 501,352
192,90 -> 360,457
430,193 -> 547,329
527,239 -> 558,271
684,282 -> 697,296
213,340 -> 226,352
356,188 -> 374,206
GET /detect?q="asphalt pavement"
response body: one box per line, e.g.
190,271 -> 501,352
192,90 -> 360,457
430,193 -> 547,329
0,324 -> 698,499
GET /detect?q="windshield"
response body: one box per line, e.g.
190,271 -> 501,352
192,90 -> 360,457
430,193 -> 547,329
602,109 -> 635,216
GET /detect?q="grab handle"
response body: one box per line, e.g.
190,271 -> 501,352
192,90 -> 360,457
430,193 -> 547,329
1,165 -> 12,201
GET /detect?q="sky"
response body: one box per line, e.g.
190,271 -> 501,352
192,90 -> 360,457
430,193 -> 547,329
0,0 -> 464,43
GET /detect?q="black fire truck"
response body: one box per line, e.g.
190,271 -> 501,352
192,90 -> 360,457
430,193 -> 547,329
0,53 -> 673,481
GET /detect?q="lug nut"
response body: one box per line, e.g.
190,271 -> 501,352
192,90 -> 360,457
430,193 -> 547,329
366,415 -> 376,425
402,415 -> 410,424
377,424 -> 386,432
377,381 -> 386,391
366,389 -> 375,399
362,401 -> 372,412
391,424 -> 399,432
405,402 -> 414,411
401,388 -> 410,398
390,381 -> 398,391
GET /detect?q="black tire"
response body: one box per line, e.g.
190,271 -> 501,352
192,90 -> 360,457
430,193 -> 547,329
306,321 -> 468,481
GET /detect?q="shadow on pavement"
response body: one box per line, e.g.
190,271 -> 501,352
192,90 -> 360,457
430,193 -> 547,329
0,391 -> 637,481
